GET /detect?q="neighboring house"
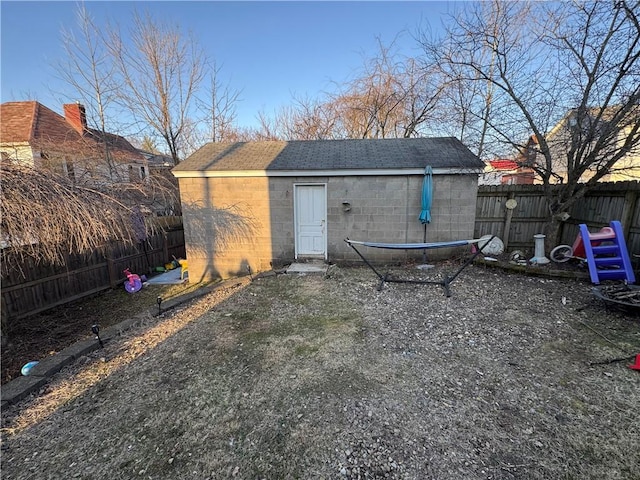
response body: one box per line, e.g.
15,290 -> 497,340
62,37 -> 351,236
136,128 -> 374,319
137,149 -> 182,216
480,158 -> 536,185
535,106 -> 640,183
0,101 -> 147,184
137,149 -> 175,175
172,137 -> 484,281
138,148 -> 177,189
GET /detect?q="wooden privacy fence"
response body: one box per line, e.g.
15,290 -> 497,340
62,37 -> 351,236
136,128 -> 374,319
1,226 -> 185,323
475,181 -> 640,254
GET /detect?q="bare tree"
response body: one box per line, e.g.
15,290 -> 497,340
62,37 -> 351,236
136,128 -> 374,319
55,4 -> 120,179
398,57 -> 445,138
330,39 -> 436,139
421,0 -> 640,245
138,135 -> 162,154
108,11 -> 207,163
254,110 -> 284,141
427,72 -> 483,150
255,39 -> 445,141
200,61 -> 243,143
255,95 -> 338,141
175,62 -> 245,151
338,39 -> 444,139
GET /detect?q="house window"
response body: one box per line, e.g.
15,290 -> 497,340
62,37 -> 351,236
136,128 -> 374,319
128,164 -> 147,182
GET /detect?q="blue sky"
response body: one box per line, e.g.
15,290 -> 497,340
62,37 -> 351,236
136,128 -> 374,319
1,1 -> 455,130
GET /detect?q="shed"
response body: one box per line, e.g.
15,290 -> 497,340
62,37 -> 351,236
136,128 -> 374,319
172,137 -> 484,281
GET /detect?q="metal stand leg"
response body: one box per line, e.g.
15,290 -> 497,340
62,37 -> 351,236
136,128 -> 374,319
446,235 -> 495,284
346,239 -> 386,281
344,236 -> 495,297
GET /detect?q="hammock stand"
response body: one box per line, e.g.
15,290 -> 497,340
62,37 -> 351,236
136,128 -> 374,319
344,236 -> 495,297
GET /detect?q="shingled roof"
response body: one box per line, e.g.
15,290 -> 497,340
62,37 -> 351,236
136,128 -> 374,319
0,101 -> 143,163
1,101 -> 82,145
173,138 -> 483,176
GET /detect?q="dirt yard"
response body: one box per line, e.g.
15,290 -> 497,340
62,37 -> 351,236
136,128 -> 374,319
1,264 -> 639,479
1,281 -> 203,385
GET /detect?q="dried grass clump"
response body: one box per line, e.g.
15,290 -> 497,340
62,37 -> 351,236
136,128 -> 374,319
0,161 -> 173,266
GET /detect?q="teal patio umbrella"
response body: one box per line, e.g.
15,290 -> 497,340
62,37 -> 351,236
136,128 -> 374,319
419,165 -> 433,225
418,166 -> 433,264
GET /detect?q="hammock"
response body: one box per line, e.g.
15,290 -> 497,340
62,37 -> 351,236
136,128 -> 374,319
344,236 -> 495,297
344,239 -> 480,250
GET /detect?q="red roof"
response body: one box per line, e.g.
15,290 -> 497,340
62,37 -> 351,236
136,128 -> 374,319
489,159 -> 519,170
1,101 -> 143,162
1,101 -> 78,144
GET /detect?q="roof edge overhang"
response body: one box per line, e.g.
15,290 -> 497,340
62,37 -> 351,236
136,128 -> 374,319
172,167 -> 483,178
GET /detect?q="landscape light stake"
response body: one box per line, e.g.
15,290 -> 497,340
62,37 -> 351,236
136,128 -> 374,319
157,296 -> 163,315
91,324 -> 103,348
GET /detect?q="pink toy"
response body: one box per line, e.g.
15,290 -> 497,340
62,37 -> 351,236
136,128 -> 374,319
123,268 -> 143,293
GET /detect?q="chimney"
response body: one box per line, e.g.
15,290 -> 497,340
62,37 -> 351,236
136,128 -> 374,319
63,102 -> 87,133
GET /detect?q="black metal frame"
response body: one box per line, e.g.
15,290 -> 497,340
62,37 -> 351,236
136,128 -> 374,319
344,236 -> 495,297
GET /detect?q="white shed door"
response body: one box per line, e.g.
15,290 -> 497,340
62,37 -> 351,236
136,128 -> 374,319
295,185 -> 326,257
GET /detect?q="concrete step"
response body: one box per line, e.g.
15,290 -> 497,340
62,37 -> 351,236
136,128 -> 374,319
286,261 -> 327,274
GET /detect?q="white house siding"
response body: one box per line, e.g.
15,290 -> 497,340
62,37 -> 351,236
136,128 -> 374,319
0,143 -> 36,166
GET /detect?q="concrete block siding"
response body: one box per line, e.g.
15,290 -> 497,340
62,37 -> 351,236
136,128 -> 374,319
329,174 -> 478,262
178,173 -> 479,282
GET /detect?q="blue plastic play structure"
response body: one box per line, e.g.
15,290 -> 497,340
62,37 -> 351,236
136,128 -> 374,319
580,220 -> 635,285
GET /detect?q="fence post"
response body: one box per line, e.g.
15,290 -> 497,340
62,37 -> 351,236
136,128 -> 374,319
502,191 -> 516,250
621,189 -> 637,238
163,232 -> 169,262
107,250 -> 118,288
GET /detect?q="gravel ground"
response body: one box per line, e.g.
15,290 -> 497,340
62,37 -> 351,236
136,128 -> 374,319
1,263 -> 639,479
